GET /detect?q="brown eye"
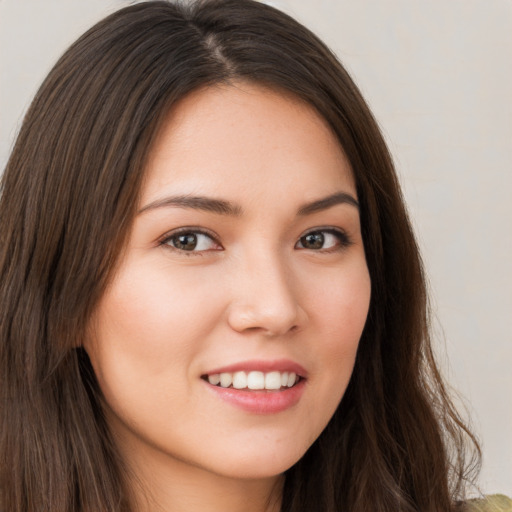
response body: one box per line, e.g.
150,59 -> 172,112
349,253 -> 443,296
296,229 -> 352,251
162,230 -> 220,252
300,232 -> 325,249
172,233 -> 199,251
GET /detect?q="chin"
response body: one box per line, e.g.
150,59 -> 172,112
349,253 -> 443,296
199,440 -> 310,481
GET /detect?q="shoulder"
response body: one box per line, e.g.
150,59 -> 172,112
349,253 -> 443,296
462,495 -> 512,512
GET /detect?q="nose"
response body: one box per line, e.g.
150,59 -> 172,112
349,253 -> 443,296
226,250 -> 307,337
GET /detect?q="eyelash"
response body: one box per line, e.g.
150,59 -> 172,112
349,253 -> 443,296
159,227 -> 221,256
296,228 -> 353,252
158,227 -> 353,255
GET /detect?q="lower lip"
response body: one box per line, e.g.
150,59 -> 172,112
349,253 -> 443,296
204,379 -> 306,414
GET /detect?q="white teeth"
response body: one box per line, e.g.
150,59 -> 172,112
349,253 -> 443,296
208,373 -> 220,386
247,371 -> 265,390
219,373 -> 232,388
232,371 -> 247,389
265,371 -> 282,390
207,370 -> 300,390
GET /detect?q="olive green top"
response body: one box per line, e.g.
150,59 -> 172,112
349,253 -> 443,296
464,495 -> 512,512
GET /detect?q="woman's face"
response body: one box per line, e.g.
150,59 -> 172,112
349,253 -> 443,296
86,83 -> 371,482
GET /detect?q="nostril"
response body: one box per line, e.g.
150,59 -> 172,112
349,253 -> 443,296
226,300 -> 306,337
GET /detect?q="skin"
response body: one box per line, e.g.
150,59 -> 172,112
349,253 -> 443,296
85,82 -> 371,512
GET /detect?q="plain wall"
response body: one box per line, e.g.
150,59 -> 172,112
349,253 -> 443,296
1,0 -> 511,496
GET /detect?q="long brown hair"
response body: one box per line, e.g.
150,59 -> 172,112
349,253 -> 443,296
0,1 -> 480,511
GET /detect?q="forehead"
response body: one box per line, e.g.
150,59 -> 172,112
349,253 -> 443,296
142,82 -> 356,207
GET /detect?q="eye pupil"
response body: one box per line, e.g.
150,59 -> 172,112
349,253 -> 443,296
302,232 -> 324,249
174,233 -> 197,250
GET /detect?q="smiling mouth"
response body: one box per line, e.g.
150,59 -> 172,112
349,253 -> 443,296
202,370 -> 301,391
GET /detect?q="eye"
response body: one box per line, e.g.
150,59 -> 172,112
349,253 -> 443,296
296,229 -> 351,251
160,229 -> 221,252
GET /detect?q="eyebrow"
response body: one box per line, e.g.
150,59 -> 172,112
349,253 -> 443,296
297,192 -> 359,215
138,195 -> 243,216
138,191 -> 359,216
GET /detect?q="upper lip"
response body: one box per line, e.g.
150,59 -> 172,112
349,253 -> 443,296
204,359 -> 307,378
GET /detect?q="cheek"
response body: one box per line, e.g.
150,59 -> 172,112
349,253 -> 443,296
84,259 -> 231,426
309,257 -> 371,343
304,259 -> 370,404
89,257 -> 223,366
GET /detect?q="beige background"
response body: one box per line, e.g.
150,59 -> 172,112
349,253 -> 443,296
1,0 -> 510,495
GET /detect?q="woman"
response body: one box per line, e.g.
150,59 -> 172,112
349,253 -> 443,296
0,1 -> 501,511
